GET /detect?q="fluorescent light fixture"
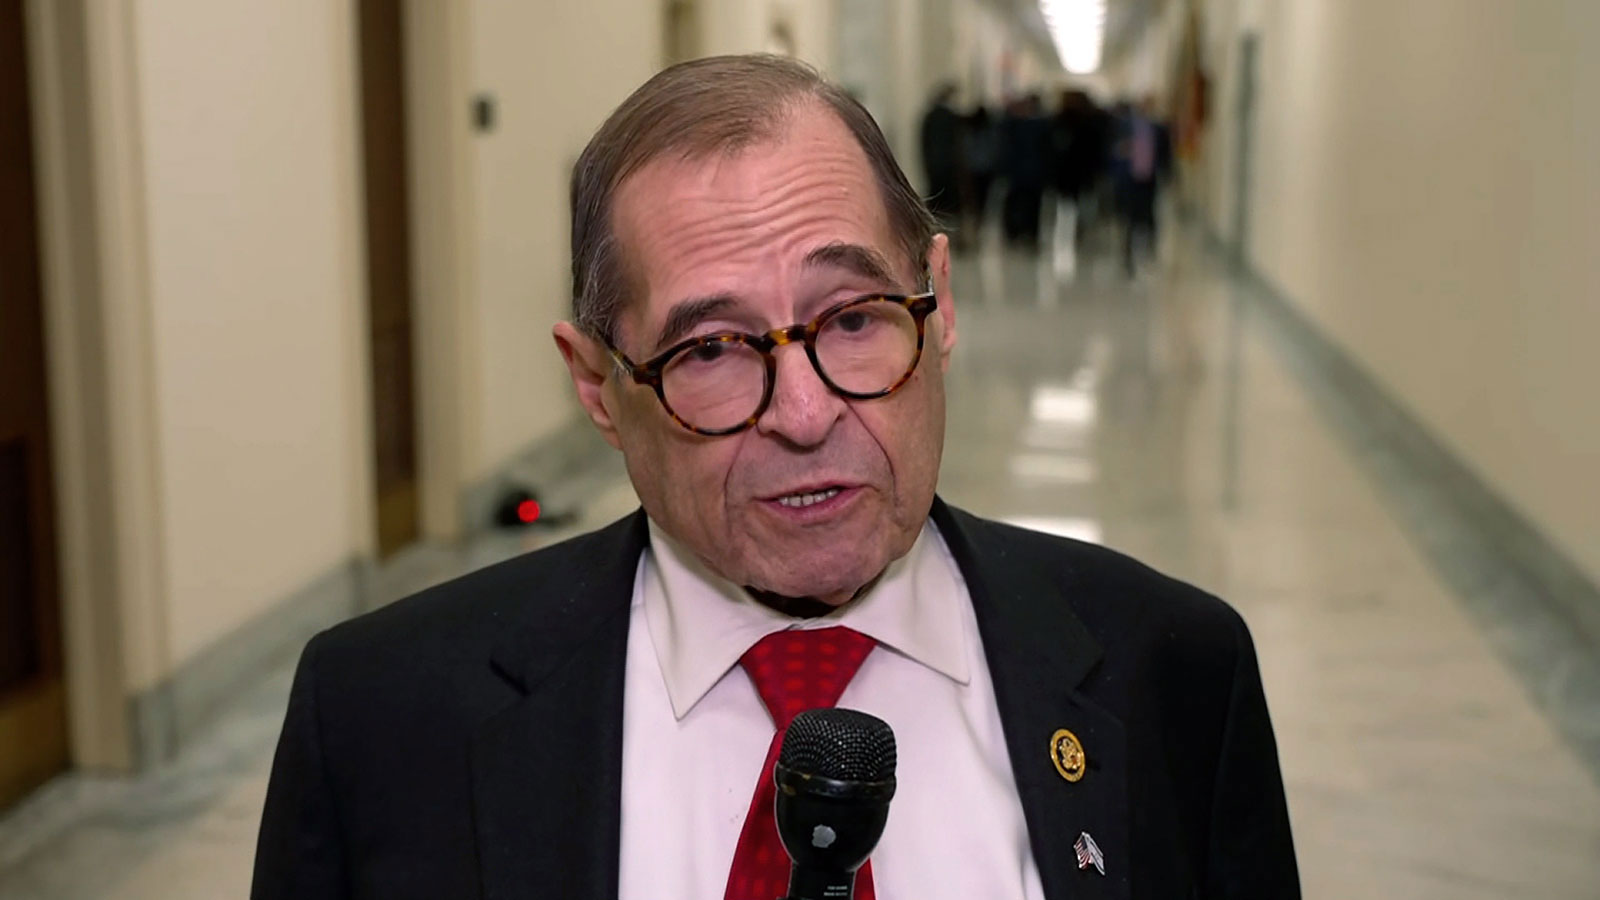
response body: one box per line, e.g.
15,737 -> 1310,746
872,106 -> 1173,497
1039,0 -> 1107,74
1029,384 -> 1098,426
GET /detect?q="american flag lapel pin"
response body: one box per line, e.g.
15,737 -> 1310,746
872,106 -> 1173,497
1075,831 -> 1106,876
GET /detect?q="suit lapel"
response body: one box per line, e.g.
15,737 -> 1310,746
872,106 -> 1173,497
467,502 -> 1129,899
471,512 -> 647,900
933,500 -> 1131,900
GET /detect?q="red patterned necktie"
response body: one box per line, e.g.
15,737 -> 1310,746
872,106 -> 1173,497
723,626 -> 878,900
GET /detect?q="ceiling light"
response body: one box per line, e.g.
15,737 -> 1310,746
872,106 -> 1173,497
1039,0 -> 1107,75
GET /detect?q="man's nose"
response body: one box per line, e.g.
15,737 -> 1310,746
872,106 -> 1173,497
755,343 -> 845,447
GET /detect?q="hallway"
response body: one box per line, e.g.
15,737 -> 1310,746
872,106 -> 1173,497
1,228 -> 1596,898
940,226 -> 1600,897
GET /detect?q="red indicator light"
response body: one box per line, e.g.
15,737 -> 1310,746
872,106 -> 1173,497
516,499 -> 541,523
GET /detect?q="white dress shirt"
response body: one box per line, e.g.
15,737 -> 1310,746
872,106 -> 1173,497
618,518 -> 1046,900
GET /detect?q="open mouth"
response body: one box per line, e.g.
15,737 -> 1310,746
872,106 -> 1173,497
774,487 -> 843,509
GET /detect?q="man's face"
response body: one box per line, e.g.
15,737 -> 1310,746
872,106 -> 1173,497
555,103 -> 957,604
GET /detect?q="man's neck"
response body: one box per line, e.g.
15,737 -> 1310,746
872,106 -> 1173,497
743,570 -> 886,620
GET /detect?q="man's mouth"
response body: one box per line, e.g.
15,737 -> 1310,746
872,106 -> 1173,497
774,487 -> 843,509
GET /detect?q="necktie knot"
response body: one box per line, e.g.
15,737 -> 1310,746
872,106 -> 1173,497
739,625 -> 876,729
727,625 -> 879,900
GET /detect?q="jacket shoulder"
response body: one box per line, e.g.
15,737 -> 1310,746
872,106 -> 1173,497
939,504 -> 1250,653
311,511 -> 647,674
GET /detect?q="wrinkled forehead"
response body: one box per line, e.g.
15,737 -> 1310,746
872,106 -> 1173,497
607,106 -> 902,322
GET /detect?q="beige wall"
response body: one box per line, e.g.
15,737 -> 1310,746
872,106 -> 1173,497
404,0 -> 478,539
127,0 -> 371,671
694,0 -> 837,61
699,0 -> 768,56
1103,0 -> 1187,102
778,0 -> 838,65
463,0 -> 664,482
1199,0 -> 1600,582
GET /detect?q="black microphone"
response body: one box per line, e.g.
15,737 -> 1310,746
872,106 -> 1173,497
773,708 -> 897,900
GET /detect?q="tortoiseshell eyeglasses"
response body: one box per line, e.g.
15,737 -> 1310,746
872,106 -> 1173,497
604,288 -> 939,436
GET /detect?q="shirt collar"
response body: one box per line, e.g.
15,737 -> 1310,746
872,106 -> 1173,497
643,518 -> 972,721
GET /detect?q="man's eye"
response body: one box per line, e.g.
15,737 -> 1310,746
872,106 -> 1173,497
835,311 -> 871,333
687,341 -> 727,363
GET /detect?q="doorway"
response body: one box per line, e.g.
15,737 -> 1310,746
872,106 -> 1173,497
0,0 -> 70,810
663,0 -> 700,65
1230,32 -> 1259,266
358,0 -> 421,558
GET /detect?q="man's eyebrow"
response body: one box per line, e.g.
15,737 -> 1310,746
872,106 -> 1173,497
646,244 -> 898,353
653,294 -> 742,353
803,242 -> 899,288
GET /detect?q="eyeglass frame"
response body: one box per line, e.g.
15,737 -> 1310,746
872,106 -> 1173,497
602,280 -> 939,436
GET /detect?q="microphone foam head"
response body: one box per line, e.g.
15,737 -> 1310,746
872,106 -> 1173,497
779,708 -> 896,782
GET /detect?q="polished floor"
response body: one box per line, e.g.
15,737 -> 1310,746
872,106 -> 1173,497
2,218 -> 1598,898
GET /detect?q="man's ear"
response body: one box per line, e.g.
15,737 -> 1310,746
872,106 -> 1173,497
927,233 -> 958,371
553,322 -> 623,450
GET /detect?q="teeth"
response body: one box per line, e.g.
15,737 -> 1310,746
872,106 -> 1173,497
777,487 -> 842,509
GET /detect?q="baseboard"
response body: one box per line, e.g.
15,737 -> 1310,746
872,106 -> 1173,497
1220,237 -> 1600,649
1205,226 -> 1600,776
459,415 -> 619,535
121,418 -> 621,769
126,557 -> 367,769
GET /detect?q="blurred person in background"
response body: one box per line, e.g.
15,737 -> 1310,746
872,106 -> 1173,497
1000,92 -> 1052,249
1051,88 -> 1109,248
959,104 -> 1000,248
1113,95 -> 1172,278
253,54 -> 1298,900
919,82 -> 964,234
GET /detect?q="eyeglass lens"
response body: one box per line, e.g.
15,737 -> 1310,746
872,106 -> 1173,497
659,298 -> 921,432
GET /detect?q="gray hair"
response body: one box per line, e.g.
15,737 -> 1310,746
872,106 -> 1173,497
569,54 -> 937,343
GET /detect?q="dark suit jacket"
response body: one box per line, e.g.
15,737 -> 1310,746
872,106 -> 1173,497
253,499 -> 1299,899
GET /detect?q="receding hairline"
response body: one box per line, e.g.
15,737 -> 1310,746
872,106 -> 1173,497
610,96 -> 906,241
570,54 -> 938,343
610,92 -> 838,200
612,91 -> 816,200
603,99 -> 917,342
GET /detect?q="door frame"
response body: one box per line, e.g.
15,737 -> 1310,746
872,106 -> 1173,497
22,0 -> 166,770
1,0 -> 69,805
400,0 -> 475,542
19,0 -> 475,772
1229,31 -> 1258,267
357,0 -> 422,559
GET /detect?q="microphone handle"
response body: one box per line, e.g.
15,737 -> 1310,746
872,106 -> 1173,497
781,864 -> 858,900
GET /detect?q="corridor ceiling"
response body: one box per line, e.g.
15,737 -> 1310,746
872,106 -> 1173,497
994,0 -> 1168,73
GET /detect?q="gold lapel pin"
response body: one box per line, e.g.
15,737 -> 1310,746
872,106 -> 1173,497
1050,728 -> 1087,783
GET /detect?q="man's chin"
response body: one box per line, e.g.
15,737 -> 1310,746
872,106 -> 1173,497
742,554 -> 887,605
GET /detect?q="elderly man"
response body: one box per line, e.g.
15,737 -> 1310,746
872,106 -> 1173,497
254,55 -> 1298,900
